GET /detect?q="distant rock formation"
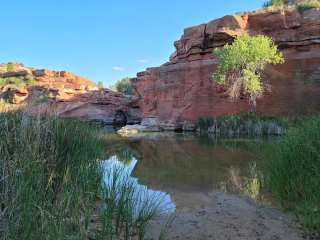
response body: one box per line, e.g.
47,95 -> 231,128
0,63 -> 141,125
132,8 -> 320,127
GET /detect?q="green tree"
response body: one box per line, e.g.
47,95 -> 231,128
97,81 -> 104,90
111,77 -> 133,95
213,34 -> 284,112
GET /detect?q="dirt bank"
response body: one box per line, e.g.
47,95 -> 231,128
147,191 -> 303,240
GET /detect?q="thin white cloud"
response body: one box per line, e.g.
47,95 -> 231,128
138,59 -> 149,63
112,66 -> 125,72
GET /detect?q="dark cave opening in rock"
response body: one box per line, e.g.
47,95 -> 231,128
113,110 -> 127,126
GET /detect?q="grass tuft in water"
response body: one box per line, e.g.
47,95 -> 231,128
99,164 -> 170,240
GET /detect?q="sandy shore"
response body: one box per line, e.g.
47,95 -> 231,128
146,191 -> 303,240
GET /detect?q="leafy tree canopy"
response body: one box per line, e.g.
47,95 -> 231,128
213,34 -> 284,111
97,81 -> 104,89
110,77 -> 133,95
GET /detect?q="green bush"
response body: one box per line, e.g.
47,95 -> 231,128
111,77 -> 133,95
297,0 -> 320,12
263,0 -> 320,10
260,117 -> 320,232
24,74 -> 36,85
213,34 -> 284,112
263,0 -> 286,7
0,77 -> 27,88
0,76 -> 37,90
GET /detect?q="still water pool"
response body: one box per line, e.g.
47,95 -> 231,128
104,132 -> 273,213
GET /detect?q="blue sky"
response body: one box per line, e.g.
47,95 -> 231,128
0,1 -> 264,86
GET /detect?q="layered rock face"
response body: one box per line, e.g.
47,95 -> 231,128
0,64 -> 141,124
42,90 -> 141,125
132,8 -> 320,125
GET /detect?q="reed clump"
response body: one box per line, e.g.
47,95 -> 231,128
196,113 -> 286,137
259,116 -> 320,233
0,111 -> 169,239
0,110 -> 105,239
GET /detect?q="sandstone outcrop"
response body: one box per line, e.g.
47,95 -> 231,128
40,89 -> 141,125
0,63 -> 141,124
132,8 -> 320,126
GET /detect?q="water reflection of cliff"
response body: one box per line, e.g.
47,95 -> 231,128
105,133 -> 275,206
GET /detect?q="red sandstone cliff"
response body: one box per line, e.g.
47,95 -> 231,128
0,64 -> 141,124
132,8 -> 320,125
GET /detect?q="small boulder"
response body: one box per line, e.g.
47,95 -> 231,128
117,124 -> 146,137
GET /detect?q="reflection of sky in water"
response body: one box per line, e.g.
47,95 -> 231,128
102,155 -> 176,215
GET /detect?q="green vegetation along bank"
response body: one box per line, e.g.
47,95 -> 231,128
0,111 -> 168,240
259,116 -> 320,235
196,113 -> 286,137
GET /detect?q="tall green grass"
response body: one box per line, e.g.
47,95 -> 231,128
0,111 -> 106,240
259,117 -> 320,232
196,113 -> 286,137
0,111 -> 170,239
99,166 -> 168,240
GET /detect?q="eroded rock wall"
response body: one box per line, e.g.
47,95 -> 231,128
0,65 -> 141,124
132,9 -> 320,124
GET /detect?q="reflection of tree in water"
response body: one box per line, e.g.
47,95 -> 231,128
221,162 -> 274,205
105,137 -> 137,166
244,163 -> 261,200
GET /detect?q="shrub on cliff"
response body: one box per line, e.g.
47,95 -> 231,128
263,0 -> 320,11
296,0 -> 320,12
0,76 -> 36,90
0,77 -> 27,88
263,0 -> 286,7
111,77 -> 133,95
213,34 -> 284,112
